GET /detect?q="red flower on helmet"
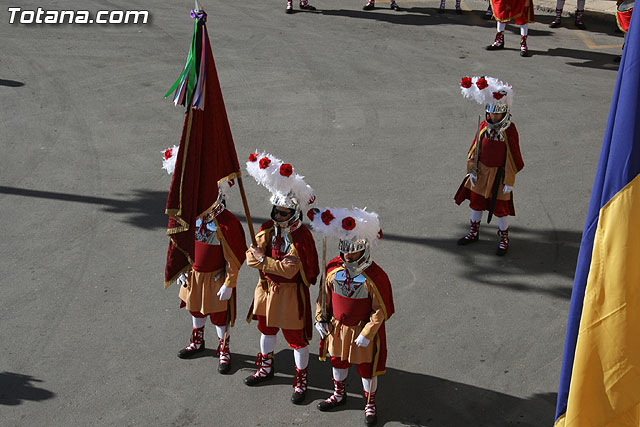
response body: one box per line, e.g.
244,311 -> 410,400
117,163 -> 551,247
259,157 -> 271,169
248,153 -> 258,162
460,77 -> 473,88
493,91 -> 505,100
280,163 -> 293,177
377,229 -> 383,239
307,209 -> 316,221
342,217 -> 356,231
476,77 -> 489,90
164,148 -> 173,160
321,210 -> 335,225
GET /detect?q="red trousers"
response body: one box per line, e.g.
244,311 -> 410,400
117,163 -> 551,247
257,315 -> 307,349
330,356 -> 374,379
189,309 -> 228,326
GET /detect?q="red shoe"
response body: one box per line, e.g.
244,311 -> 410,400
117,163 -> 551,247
217,337 -> 231,374
486,32 -> 505,50
457,220 -> 480,245
317,378 -> 347,411
520,35 -> 529,57
496,228 -> 509,256
177,327 -> 205,359
244,352 -> 275,385
291,367 -> 308,404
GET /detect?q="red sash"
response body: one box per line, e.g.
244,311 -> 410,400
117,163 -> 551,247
193,241 -> 224,272
331,293 -> 372,326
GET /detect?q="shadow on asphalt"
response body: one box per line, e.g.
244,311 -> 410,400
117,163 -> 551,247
227,350 -> 557,426
0,79 -> 25,87
0,186 -> 168,230
383,224 -> 580,299
0,372 -> 55,405
536,47 -> 621,70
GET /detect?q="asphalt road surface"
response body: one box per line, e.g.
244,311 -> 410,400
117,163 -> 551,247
0,0 -> 625,425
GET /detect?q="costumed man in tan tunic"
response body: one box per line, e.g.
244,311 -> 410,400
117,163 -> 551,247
176,180 -> 247,374
455,76 -> 525,256
243,152 -> 319,405
309,207 -> 394,427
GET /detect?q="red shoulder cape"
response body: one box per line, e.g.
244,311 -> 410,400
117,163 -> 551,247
213,209 -> 247,327
215,210 -> 247,267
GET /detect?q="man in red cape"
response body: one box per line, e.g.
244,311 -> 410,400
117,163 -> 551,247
242,152 -> 319,406
311,207 -> 394,427
175,181 -> 247,374
486,0 -> 535,56
455,76 -> 525,256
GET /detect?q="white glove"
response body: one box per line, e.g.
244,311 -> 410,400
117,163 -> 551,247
217,284 -> 233,301
354,334 -> 370,347
315,322 -> 329,339
177,272 -> 188,287
503,184 -> 514,194
469,173 -> 477,187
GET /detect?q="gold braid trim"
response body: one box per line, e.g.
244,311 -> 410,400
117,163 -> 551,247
290,243 -> 311,288
362,271 -> 388,320
371,334 -> 386,377
214,216 -> 242,271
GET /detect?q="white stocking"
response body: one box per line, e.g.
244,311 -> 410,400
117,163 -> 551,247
471,210 -> 483,222
497,216 -> 509,231
333,367 -> 348,381
556,0 -> 566,9
520,23 -> 529,36
260,333 -> 277,355
215,324 -> 229,340
294,346 -> 309,370
576,0 -> 585,9
362,376 -> 378,393
497,21 -> 507,32
192,316 -> 206,329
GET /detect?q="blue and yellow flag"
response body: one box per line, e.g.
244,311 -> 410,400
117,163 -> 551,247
555,11 -> 640,427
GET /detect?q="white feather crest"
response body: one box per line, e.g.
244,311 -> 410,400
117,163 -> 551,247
308,207 -> 381,242
161,145 -> 179,175
246,151 -> 315,207
218,179 -> 233,198
460,76 -> 514,108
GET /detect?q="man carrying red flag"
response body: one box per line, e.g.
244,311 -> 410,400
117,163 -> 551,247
455,76 -> 525,256
243,152 -> 319,405
310,207 -> 393,427
162,7 -> 247,372
173,180 -> 247,374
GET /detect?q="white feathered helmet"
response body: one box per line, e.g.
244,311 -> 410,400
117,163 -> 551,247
308,207 -> 382,276
246,151 -> 316,223
460,76 -> 514,114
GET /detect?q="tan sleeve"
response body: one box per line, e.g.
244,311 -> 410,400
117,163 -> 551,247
222,240 -> 240,288
315,271 -> 334,322
262,255 -> 300,279
360,281 -> 385,340
246,231 -> 269,270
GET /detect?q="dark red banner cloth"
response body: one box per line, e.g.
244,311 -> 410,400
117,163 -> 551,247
164,33 -> 241,287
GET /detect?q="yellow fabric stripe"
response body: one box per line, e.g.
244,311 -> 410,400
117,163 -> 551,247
563,174 -> 640,426
362,271 -> 388,320
554,414 -> 565,427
